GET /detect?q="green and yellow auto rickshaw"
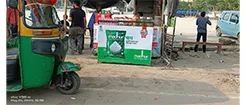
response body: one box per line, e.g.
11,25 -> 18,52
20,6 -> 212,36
7,0 -> 81,94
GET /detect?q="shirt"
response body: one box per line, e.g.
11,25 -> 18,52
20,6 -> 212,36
196,17 -> 211,33
7,8 -> 18,25
88,11 -> 98,28
69,8 -> 86,28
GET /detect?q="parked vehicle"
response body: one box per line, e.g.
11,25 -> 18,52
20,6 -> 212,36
176,10 -> 199,17
7,0 -> 81,94
216,11 -> 240,41
206,11 -> 221,19
176,10 -> 186,17
187,10 -> 199,16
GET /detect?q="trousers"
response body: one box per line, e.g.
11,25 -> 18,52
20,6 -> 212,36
69,27 -> 84,53
194,32 -> 207,52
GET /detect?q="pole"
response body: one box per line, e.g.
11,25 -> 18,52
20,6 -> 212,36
169,17 -> 176,67
161,0 -> 166,56
62,0 -> 68,38
63,0 -> 67,29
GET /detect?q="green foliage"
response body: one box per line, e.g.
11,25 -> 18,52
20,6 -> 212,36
191,0 -> 207,11
179,0 -> 239,11
178,1 -> 190,10
216,0 -> 240,10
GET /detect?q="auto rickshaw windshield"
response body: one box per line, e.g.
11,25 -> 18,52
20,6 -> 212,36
24,2 -> 60,28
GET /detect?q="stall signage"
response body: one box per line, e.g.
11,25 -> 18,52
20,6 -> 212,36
97,25 -> 153,65
93,24 -> 99,48
140,26 -> 148,38
134,50 -> 149,60
152,27 -> 162,57
126,36 -> 138,45
152,28 -> 158,48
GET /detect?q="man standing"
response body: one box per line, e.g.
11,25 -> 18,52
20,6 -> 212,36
194,11 -> 211,53
68,1 -> 86,54
87,7 -> 101,48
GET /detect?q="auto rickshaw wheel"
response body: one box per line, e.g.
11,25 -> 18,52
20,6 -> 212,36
55,72 -> 81,95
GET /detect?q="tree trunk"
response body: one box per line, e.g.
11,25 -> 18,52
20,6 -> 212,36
213,7 -> 217,19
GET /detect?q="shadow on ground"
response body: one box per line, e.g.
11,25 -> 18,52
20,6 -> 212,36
7,77 -> 230,105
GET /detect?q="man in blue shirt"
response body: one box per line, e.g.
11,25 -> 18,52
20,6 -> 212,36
194,11 -> 211,53
88,7 -> 101,48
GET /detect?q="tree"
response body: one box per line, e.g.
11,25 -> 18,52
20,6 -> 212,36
178,1 -> 190,10
191,0 -> 239,11
191,0 -> 207,11
217,0 -> 239,10
207,0 -> 218,11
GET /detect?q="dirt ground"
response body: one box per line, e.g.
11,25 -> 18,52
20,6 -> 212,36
7,48 -> 240,105
7,17 -> 240,105
66,49 -> 240,95
63,48 -> 239,105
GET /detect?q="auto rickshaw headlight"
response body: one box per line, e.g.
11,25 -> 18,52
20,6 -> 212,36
51,44 -> 56,52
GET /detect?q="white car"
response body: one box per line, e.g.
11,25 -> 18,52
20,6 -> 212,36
207,11 -> 221,19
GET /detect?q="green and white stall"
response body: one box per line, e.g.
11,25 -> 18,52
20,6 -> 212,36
97,25 -> 154,65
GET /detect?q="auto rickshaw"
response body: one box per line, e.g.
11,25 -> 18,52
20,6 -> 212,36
7,0 -> 81,94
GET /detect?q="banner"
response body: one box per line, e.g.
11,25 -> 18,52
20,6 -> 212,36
152,27 -> 162,57
97,25 -> 153,65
